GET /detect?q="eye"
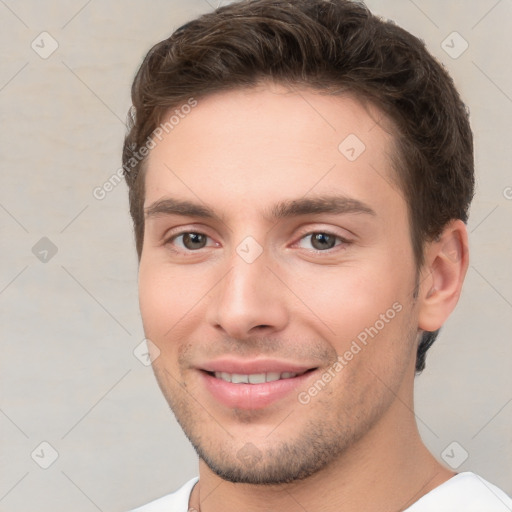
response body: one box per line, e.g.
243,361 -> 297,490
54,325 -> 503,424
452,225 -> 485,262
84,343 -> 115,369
169,232 -> 213,251
297,232 -> 346,251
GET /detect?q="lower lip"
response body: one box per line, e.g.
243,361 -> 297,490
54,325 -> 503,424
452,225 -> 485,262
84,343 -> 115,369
200,370 -> 315,410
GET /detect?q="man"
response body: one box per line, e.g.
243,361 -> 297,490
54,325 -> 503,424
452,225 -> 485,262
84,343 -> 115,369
123,0 -> 512,510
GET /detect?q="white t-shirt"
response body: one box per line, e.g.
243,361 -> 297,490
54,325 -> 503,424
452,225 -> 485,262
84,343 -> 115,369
128,472 -> 512,511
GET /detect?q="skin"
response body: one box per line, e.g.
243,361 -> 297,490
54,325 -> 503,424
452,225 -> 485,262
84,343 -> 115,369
138,82 -> 469,512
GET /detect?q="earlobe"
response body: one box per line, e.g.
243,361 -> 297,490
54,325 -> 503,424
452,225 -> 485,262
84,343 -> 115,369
417,219 -> 469,332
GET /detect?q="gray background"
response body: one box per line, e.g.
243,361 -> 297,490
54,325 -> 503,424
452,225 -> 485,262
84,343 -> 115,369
1,0 -> 511,510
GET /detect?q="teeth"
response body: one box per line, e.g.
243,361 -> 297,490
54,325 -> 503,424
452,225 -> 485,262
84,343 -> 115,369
249,373 -> 266,384
231,373 -> 249,384
265,372 -> 281,382
213,371 -> 299,384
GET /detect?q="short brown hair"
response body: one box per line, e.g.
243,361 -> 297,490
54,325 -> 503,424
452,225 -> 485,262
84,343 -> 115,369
123,0 -> 474,372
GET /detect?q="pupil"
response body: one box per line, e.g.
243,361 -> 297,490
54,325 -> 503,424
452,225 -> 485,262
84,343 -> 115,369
184,233 -> 206,250
312,233 -> 335,250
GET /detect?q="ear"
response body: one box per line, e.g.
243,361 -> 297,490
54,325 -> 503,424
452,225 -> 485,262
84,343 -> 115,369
417,219 -> 469,332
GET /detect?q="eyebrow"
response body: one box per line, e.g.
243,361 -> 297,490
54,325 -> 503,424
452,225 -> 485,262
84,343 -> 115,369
145,198 -> 222,221
268,195 -> 376,219
144,195 -> 376,221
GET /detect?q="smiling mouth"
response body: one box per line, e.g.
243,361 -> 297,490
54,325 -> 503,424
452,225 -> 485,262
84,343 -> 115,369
200,367 -> 319,409
205,369 -> 315,384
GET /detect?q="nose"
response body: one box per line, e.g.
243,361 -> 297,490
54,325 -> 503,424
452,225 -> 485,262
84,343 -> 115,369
207,249 -> 289,340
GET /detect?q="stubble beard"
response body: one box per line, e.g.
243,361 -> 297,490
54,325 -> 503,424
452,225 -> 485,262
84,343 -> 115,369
152,364 -> 391,485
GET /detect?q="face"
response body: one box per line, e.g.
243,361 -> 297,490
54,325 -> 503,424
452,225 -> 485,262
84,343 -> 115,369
138,84 -> 422,484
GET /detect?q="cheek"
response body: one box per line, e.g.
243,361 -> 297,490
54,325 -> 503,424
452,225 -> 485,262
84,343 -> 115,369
139,264 -> 167,335
138,260 -> 214,345
139,266 -> 189,376
138,263 -> 187,337
291,253 -> 417,386
291,260 -> 406,340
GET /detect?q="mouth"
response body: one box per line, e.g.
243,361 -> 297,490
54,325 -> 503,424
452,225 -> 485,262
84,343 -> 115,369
205,369 -> 313,384
198,362 -> 318,410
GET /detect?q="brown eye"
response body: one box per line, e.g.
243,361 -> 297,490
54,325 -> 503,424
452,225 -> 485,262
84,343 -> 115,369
174,232 -> 209,250
308,233 -> 339,250
299,231 -> 344,251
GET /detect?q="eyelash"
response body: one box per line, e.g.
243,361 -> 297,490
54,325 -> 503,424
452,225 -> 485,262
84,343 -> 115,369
295,231 -> 350,253
164,230 -> 350,255
165,231 -> 218,252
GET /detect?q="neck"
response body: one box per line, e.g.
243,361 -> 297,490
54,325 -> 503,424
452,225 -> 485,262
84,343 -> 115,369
189,376 -> 454,512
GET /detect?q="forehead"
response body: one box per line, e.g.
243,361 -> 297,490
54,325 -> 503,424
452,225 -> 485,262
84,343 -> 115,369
143,84 -> 402,216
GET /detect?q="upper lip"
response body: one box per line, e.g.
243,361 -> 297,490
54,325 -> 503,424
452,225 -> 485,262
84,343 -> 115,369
199,358 -> 318,375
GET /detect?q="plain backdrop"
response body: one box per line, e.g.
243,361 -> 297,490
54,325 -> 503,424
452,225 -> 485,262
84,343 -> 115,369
1,1 -> 511,510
